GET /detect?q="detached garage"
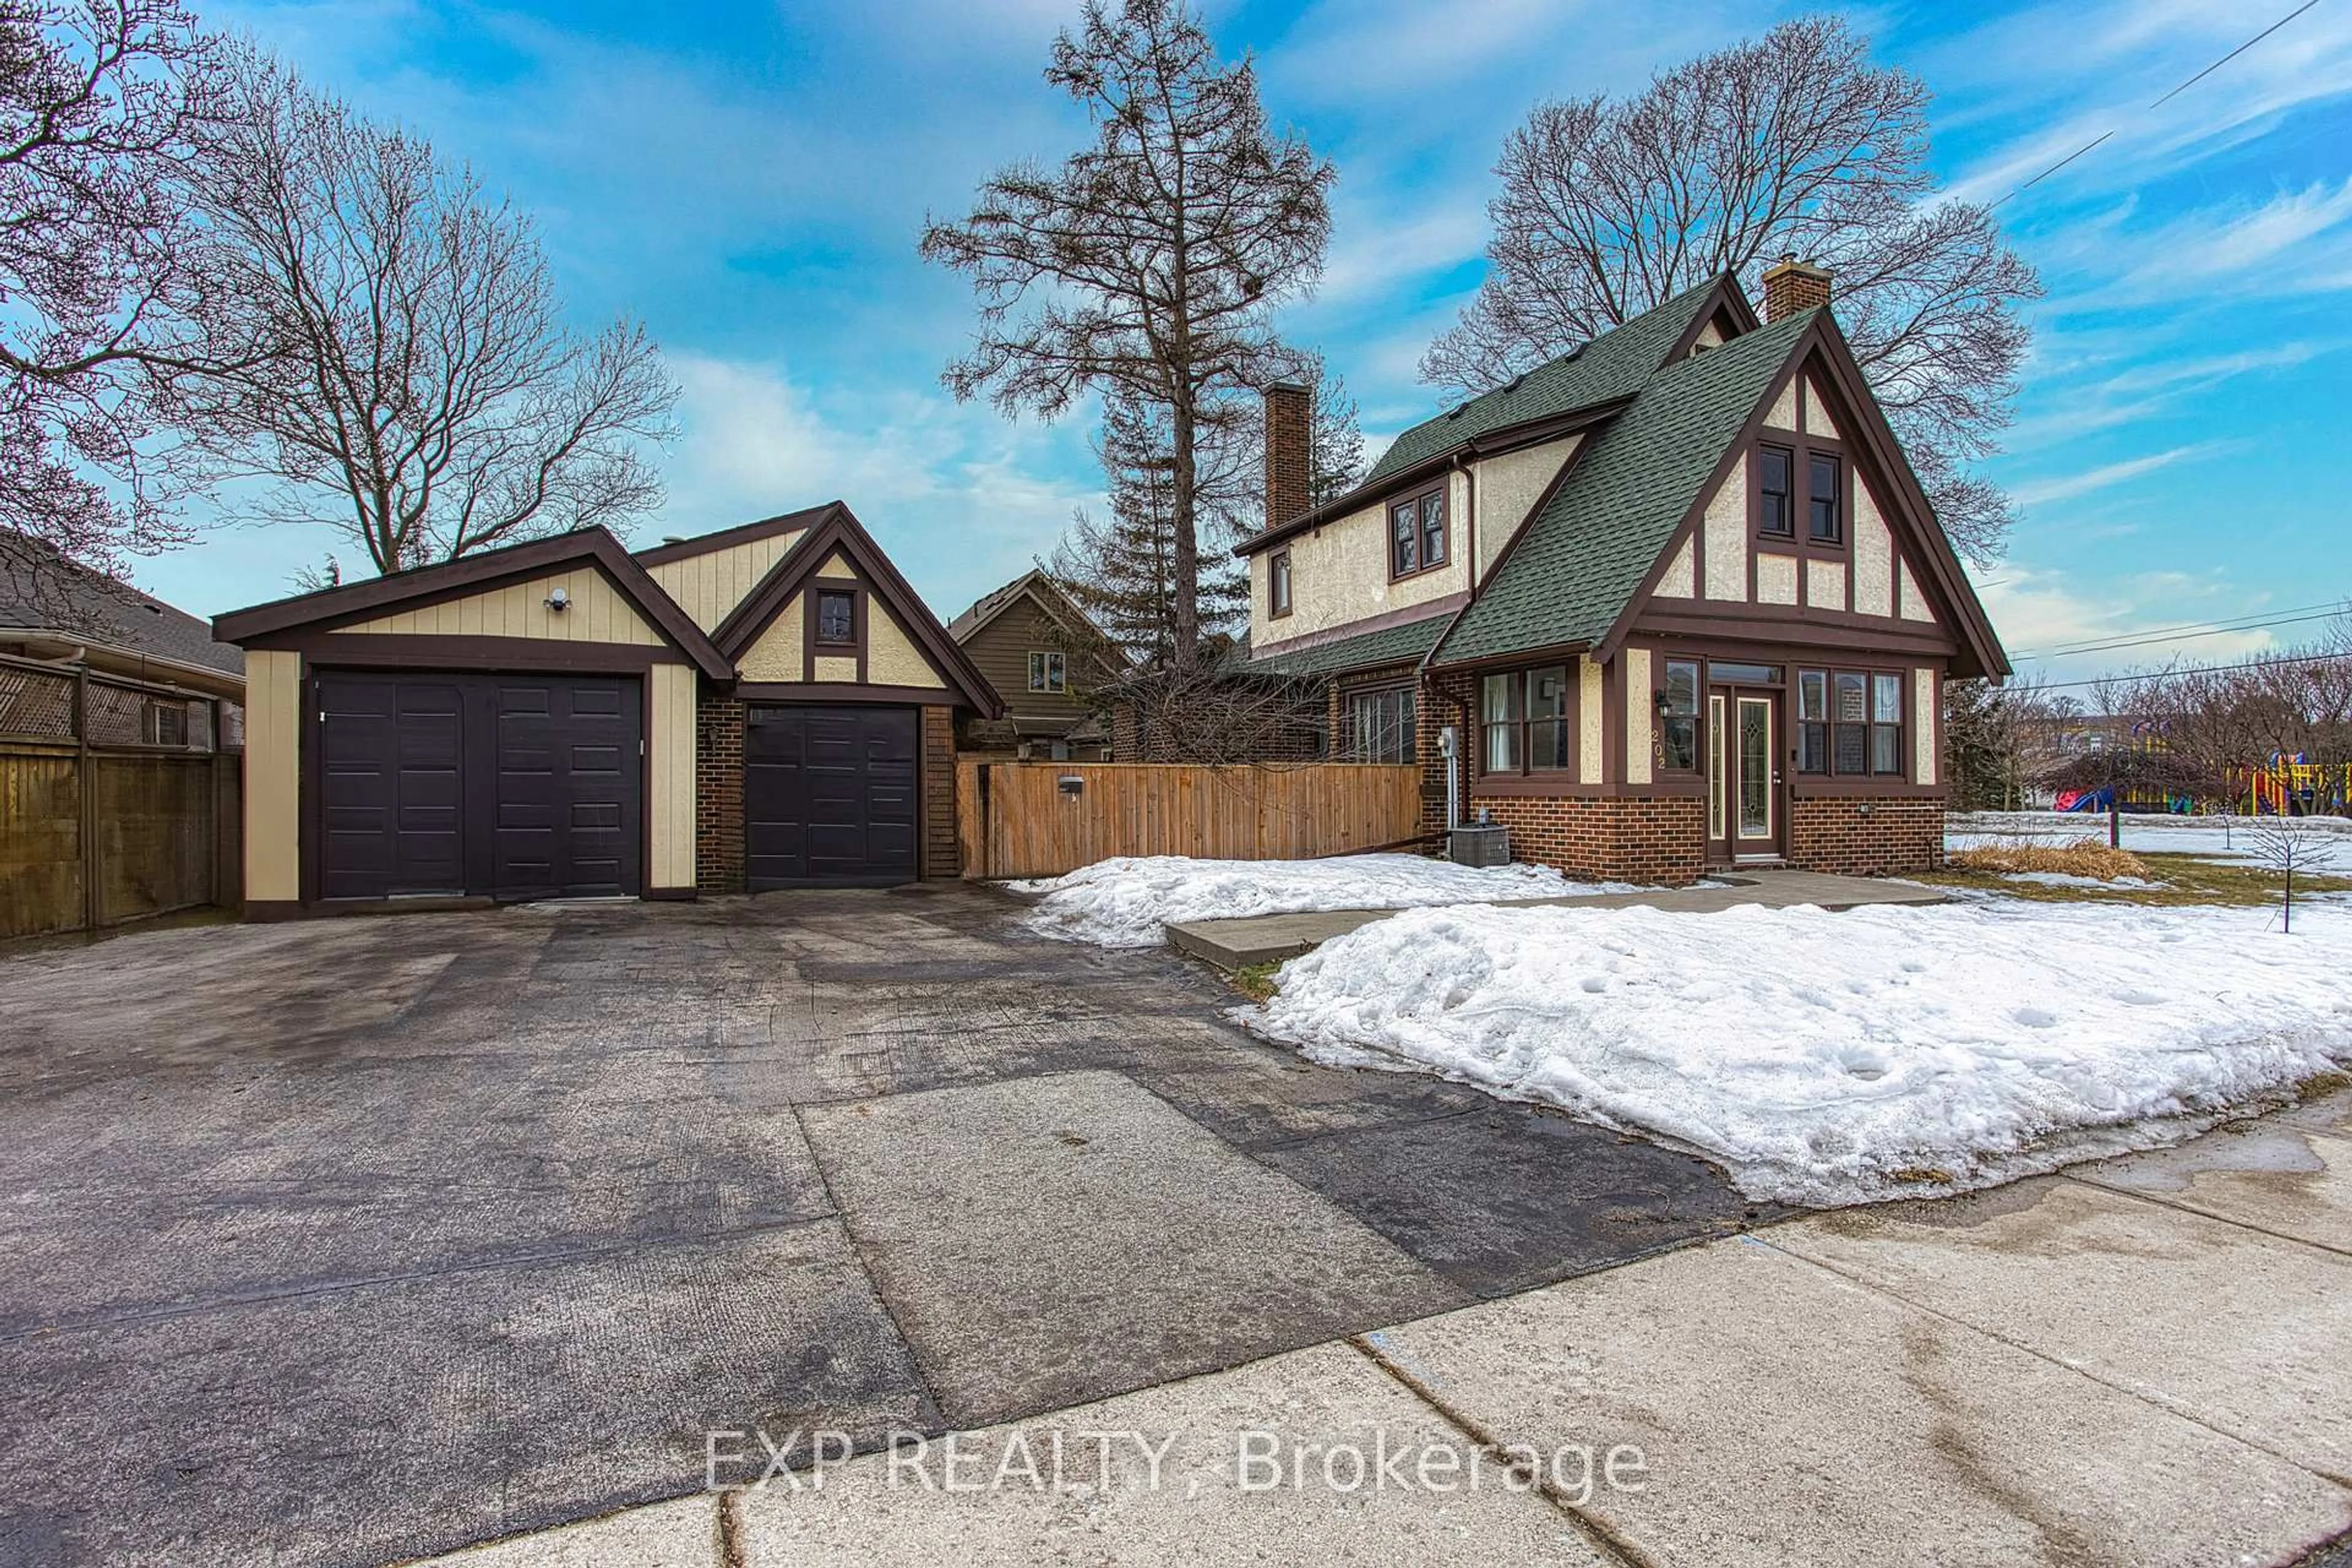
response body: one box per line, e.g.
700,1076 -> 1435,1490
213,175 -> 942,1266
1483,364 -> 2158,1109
214,504 -> 999,917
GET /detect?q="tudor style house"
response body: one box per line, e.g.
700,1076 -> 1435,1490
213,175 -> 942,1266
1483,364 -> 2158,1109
213,502 -> 1000,916
947,570 -> 1125,760
1238,261 -> 2008,883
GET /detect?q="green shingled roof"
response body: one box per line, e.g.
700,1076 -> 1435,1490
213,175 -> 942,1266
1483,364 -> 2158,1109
1248,611 -> 1453,679
1361,279 -> 1724,485
1433,309 -> 1816,666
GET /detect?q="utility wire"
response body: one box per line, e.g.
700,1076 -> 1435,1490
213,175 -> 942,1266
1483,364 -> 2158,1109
1989,1 -> 2320,207
2026,648 -> 2346,694
2013,598 -> 2351,660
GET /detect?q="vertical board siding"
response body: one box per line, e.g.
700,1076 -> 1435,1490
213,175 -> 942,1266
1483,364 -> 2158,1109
244,650 -> 302,902
957,762 -> 1423,880
647,665 -> 698,889
0,749 -> 83,938
1,747 -> 241,939
333,569 -> 662,645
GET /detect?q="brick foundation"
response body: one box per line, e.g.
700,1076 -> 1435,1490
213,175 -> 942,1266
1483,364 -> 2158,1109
696,696 -> 747,894
1787,797 -> 1943,876
1468,793 -> 1708,884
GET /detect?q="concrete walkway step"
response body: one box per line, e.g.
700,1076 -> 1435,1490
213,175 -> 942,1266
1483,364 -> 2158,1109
1166,868 -> 1950,970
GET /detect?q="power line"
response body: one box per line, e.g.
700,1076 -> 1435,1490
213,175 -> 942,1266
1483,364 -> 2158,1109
2026,648 -> 2348,694
1989,1 -> 2320,208
2013,599 -> 2351,660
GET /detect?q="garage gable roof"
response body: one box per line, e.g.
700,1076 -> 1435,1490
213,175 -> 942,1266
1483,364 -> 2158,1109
712,503 -> 1003,716
211,528 -> 734,680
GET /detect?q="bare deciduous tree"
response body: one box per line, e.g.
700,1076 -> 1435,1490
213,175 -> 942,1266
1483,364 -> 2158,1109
1424,15 -> 2039,563
2247,817 -> 2342,934
920,0 -> 1333,666
0,0 -> 228,581
176,51 -> 677,576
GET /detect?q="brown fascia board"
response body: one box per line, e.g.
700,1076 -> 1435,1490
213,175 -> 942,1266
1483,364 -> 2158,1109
1234,397 -> 1634,559
630,502 -> 840,567
1664,274 -> 1762,360
212,527 -> 734,680
711,505 -> 1005,717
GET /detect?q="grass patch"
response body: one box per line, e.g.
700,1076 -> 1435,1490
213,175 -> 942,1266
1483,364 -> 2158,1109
1945,836 -> 2149,881
1918,851 -> 2352,907
1231,961 -> 1282,1003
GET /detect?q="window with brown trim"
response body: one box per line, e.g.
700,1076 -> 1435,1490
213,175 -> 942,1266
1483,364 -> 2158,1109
1348,685 -> 1416,764
1480,665 -> 1571,775
1658,659 -> 1700,771
1796,666 -> 1903,775
1758,445 -> 1794,537
1389,485 -> 1447,578
1809,452 -> 1842,543
1268,548 -> 1293,618
814,588 -> 856,645
1027,650 -> 1066,693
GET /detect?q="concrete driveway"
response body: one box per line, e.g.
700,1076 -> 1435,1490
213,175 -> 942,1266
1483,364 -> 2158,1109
0,884 -> 1762,1568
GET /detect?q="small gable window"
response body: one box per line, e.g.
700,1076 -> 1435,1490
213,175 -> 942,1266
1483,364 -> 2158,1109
1027,650 -> 1066,693
815,588 -> 856,646
1809,453 -> 1842,543
1758,445 -> 1793,537
1269,548 -> 1293,617
1389,486 -> 1447,579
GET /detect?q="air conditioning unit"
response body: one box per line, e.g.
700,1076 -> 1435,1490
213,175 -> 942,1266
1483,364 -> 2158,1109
1448,823 -> 1510,867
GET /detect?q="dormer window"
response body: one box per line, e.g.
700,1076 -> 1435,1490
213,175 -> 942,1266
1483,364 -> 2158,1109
1389,486 -> 1447,579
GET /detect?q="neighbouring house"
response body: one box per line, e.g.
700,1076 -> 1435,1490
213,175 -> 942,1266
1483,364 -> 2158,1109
946,570 -> 1124,760
1235,260 -> 2009,882
1,534 -> 247,939
211,502 -> 1001,917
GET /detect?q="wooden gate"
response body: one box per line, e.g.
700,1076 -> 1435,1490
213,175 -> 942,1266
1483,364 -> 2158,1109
957,760 -> 1425,880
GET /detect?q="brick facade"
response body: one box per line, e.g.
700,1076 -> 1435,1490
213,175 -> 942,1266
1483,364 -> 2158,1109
1787,797 -> 1943,876
921,704 -> 959,879
696,695 -> 747,894
1466,793 -> 1708,884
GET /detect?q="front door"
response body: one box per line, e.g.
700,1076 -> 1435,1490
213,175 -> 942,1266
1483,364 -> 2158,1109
1706,686 -> 1784,863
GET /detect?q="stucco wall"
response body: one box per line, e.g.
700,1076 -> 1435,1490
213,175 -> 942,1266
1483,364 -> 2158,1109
1656,537 -> 1695,598
1469,435 -> 1580,580
1578,657 -> 1604,785
813,654 -> 858,682
869,598 -> 946,688
1805,374 -> 1842,440
1913,666 -> 1939,785
647,662 -> 698,890
333,568 -> 662,644
1853,483 -> 1894,616
738,595 -> 805,681
646,529 -> 805,631
1623,648 -> 1653,785
1898,560 -> 1937,624
1755,551 -> 1798,605
1250,470 -> 1469,646
243,649 -> 302,903
1807,558 -> 1847,611
1702,458 -> 1748,600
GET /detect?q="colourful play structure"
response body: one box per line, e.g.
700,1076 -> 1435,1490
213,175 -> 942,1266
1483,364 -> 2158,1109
2228,756 -> 2352,818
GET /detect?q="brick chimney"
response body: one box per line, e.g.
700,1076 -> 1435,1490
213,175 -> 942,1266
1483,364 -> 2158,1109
1263,381 -> 1310,532
1761,254 -> 1832,322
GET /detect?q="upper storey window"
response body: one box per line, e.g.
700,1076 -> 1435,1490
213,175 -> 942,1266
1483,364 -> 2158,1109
1389,486 -> 1447,579
1809,453 -> 1842,543
815,588 -> 856,645
1759,445 -> 1794,537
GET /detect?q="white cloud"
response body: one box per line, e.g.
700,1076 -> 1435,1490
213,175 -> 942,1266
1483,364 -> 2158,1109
1976,565 -> 2278,684
2007,441 -> 2237,508
662,355 -> 1100,617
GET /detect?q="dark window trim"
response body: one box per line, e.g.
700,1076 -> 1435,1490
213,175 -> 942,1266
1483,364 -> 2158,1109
1751,396 -> 1850,562
1269,548 -> 1294,619
1344,680 -> 1417,764
1794,663 -> 1907,778
802,576 -> 869,684
1387,484 -> 1450,582
1757,443 -> 1795,540
1476,662 -> 1576,779
1655,656 -> 1702,774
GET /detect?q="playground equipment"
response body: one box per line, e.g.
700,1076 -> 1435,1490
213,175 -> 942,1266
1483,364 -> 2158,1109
2229,756 -> 2352,817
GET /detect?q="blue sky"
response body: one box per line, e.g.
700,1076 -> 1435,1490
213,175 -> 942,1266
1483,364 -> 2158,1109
146,0 -> 2352,687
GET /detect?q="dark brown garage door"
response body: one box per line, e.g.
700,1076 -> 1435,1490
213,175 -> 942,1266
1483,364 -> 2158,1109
316,671 -> 642,902
744,705 -> 918,889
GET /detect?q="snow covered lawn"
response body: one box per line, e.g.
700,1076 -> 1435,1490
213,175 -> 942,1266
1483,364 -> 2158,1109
1240,900 -> 2352,1207
1948,809 -> 2352,864
1011,853 -> 1631,948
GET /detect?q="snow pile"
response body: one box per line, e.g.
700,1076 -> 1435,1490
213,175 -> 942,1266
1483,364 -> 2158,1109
1948,810 -> 2352,864
1012,853 -> 1626,948
1241,900 -> 2352,1206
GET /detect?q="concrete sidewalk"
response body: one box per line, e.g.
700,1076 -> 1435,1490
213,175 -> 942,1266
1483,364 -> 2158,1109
402,1087 -> 2352,1568
1167,867 -> 1951,969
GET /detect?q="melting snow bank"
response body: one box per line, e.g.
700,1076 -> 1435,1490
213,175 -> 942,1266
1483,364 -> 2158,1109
1237,900 -> 2352,1207
1011,854 -> 1630,948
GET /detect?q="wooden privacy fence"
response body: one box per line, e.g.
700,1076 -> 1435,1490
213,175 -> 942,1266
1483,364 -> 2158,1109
957,760 -> 1425,880
0,653 -> 243,941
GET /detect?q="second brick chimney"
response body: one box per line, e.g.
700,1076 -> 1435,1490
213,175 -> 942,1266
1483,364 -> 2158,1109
1263,381 -> 1310,533
1761,254 -> 1833,322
